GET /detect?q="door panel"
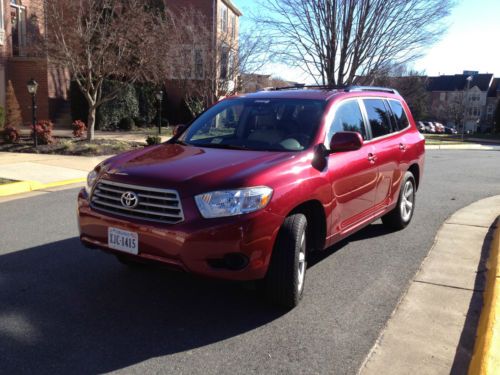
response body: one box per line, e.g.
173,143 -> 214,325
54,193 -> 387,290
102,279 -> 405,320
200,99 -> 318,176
328,144 -> 377,232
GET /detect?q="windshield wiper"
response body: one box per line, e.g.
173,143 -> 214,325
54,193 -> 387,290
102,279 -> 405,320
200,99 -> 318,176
191,143 -> 250,150
171,139 -> 187,145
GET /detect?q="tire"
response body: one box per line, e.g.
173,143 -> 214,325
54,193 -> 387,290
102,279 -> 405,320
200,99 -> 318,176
263,213 -> 308,309
382,171 -> 416,230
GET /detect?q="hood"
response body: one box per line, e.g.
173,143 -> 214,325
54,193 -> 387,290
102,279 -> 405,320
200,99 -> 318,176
100,143 -> 297,197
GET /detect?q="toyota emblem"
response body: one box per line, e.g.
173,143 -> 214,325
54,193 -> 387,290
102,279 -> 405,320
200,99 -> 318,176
121,191 -> 139,208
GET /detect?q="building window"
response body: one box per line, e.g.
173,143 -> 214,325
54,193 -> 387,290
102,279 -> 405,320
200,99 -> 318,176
220,4 -> 228,33
10,0 -> 27,56
195,49 -> 203,79
0,0 -> 4,45
231,14 -> 236,39
220,45 -> 229,79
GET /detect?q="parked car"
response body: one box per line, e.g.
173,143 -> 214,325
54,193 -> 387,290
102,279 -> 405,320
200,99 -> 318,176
417,121 -> 426,133
444,126 -> 458,134
433,122 -> 445,134
78,86 -> 425,308
425,122 -> 436,133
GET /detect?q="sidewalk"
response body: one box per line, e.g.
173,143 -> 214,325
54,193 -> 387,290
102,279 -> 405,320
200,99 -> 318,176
0,152 -> 109,197
360,195 -> 500,374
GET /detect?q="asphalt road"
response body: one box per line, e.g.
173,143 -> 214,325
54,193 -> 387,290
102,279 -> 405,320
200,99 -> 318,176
1,150 -> 500,375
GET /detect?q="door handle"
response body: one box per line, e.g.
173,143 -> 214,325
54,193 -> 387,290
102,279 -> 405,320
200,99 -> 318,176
368,153 -> 377,163
399,143 -> 407,151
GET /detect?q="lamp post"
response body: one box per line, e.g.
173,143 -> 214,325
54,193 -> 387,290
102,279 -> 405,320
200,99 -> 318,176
462,75 -> 473,141
156,90 -> 163,135
27,78 -> 39,147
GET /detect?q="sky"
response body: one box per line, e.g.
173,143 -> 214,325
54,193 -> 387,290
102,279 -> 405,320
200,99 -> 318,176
233,0 -> 500,81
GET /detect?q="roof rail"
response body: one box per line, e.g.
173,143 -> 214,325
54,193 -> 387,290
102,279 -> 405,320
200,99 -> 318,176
269,84 -> 347,91
268,84 -> 399,95
344,86 -> 400,95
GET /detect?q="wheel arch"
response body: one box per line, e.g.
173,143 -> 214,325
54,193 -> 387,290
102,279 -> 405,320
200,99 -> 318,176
288,200 -> 327,252
408,163 -> 420,190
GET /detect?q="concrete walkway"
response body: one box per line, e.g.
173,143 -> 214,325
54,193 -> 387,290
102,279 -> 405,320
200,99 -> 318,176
360,195 -> 500,375
0,152 -> 109,197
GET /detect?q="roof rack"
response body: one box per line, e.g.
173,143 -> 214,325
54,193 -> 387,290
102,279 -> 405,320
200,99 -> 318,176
267,84 -> 399,95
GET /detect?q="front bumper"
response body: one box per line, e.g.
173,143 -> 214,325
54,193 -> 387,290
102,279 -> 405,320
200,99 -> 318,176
77,189 -> 284,281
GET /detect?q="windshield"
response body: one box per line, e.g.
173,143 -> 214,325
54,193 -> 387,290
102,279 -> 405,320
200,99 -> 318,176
179,98 -> 326,151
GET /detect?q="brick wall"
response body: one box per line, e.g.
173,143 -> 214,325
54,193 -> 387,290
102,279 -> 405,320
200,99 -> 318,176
7,57 -> 49,124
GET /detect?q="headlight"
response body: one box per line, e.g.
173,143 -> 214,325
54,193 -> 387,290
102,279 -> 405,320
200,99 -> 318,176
195,187 -> 273,218
85,169 -> 98,195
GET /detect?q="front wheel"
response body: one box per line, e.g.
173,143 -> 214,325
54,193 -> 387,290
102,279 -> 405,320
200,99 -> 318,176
263,213 -> 308,309
382,171 -> 416,230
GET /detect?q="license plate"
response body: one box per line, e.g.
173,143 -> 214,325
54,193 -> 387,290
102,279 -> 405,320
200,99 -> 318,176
108,227 -> 139,255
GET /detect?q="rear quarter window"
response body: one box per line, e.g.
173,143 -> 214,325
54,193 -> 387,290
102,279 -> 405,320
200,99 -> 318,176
388,100 -> 410,131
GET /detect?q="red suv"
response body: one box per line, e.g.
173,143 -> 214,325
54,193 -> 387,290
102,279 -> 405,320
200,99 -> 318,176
78,86 -> 425,308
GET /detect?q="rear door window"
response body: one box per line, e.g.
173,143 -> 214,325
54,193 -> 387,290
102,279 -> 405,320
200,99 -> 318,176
362,98 -> 393,138
388,100 -> 410,131
328,100 -> 367,141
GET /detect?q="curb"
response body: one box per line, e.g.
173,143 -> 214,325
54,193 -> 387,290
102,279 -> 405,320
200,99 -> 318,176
469,217 -> 500,375
0,178 -> 86,197
425,144 -> 500,150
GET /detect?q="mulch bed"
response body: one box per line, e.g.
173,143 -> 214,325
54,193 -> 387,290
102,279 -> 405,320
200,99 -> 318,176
0,136 -> 145,156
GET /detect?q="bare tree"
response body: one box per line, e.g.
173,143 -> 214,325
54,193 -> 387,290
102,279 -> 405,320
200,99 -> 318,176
255,0 -> 454,85
431,90 -> 464,127
168,7 -> 271,117
45,0 -> 175,140
359,65 -> 430,120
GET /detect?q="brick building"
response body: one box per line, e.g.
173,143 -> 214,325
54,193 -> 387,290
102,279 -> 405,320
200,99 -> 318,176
1,0 -> 68,127
164,0 -> 242,123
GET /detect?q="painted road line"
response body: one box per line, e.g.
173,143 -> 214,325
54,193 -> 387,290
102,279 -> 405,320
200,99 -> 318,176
469,217 -> 500,375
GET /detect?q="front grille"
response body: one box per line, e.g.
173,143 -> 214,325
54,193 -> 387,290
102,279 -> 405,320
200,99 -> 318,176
90,180 -> 184,224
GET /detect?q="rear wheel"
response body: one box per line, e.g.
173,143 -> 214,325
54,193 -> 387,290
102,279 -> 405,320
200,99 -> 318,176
263,213 -> 308,309
382,171 -> 416,230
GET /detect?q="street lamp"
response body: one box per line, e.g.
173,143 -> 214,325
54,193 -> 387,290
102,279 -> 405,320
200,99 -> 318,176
156,90 -> 163,135
462,75 -> 473,141
27,78 -> 39,147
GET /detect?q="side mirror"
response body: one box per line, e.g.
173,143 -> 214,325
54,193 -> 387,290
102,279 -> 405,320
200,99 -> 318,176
173,124 -> 187,137
329,131 -> 363,153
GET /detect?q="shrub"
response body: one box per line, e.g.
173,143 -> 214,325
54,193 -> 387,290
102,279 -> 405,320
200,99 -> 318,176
2,125 -> 20,143
32,120 -> 54,145
97,80 -> 139,130
134,83 -> 158,127
145,135 -> 162,145
72,120 -> 87,138
0,105 -> 5,129
118,117 -> 135,131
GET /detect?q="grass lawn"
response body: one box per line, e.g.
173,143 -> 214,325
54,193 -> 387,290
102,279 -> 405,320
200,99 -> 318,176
424,133 -> 500,145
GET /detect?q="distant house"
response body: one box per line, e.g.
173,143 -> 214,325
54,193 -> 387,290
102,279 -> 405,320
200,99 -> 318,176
427,72 -> 494,131
240,74 -> 272,93
1,0 -> 68,126
486,78 -> 499,128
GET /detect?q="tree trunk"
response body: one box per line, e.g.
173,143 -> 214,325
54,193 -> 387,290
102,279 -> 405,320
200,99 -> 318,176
87,106 -> 96,141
